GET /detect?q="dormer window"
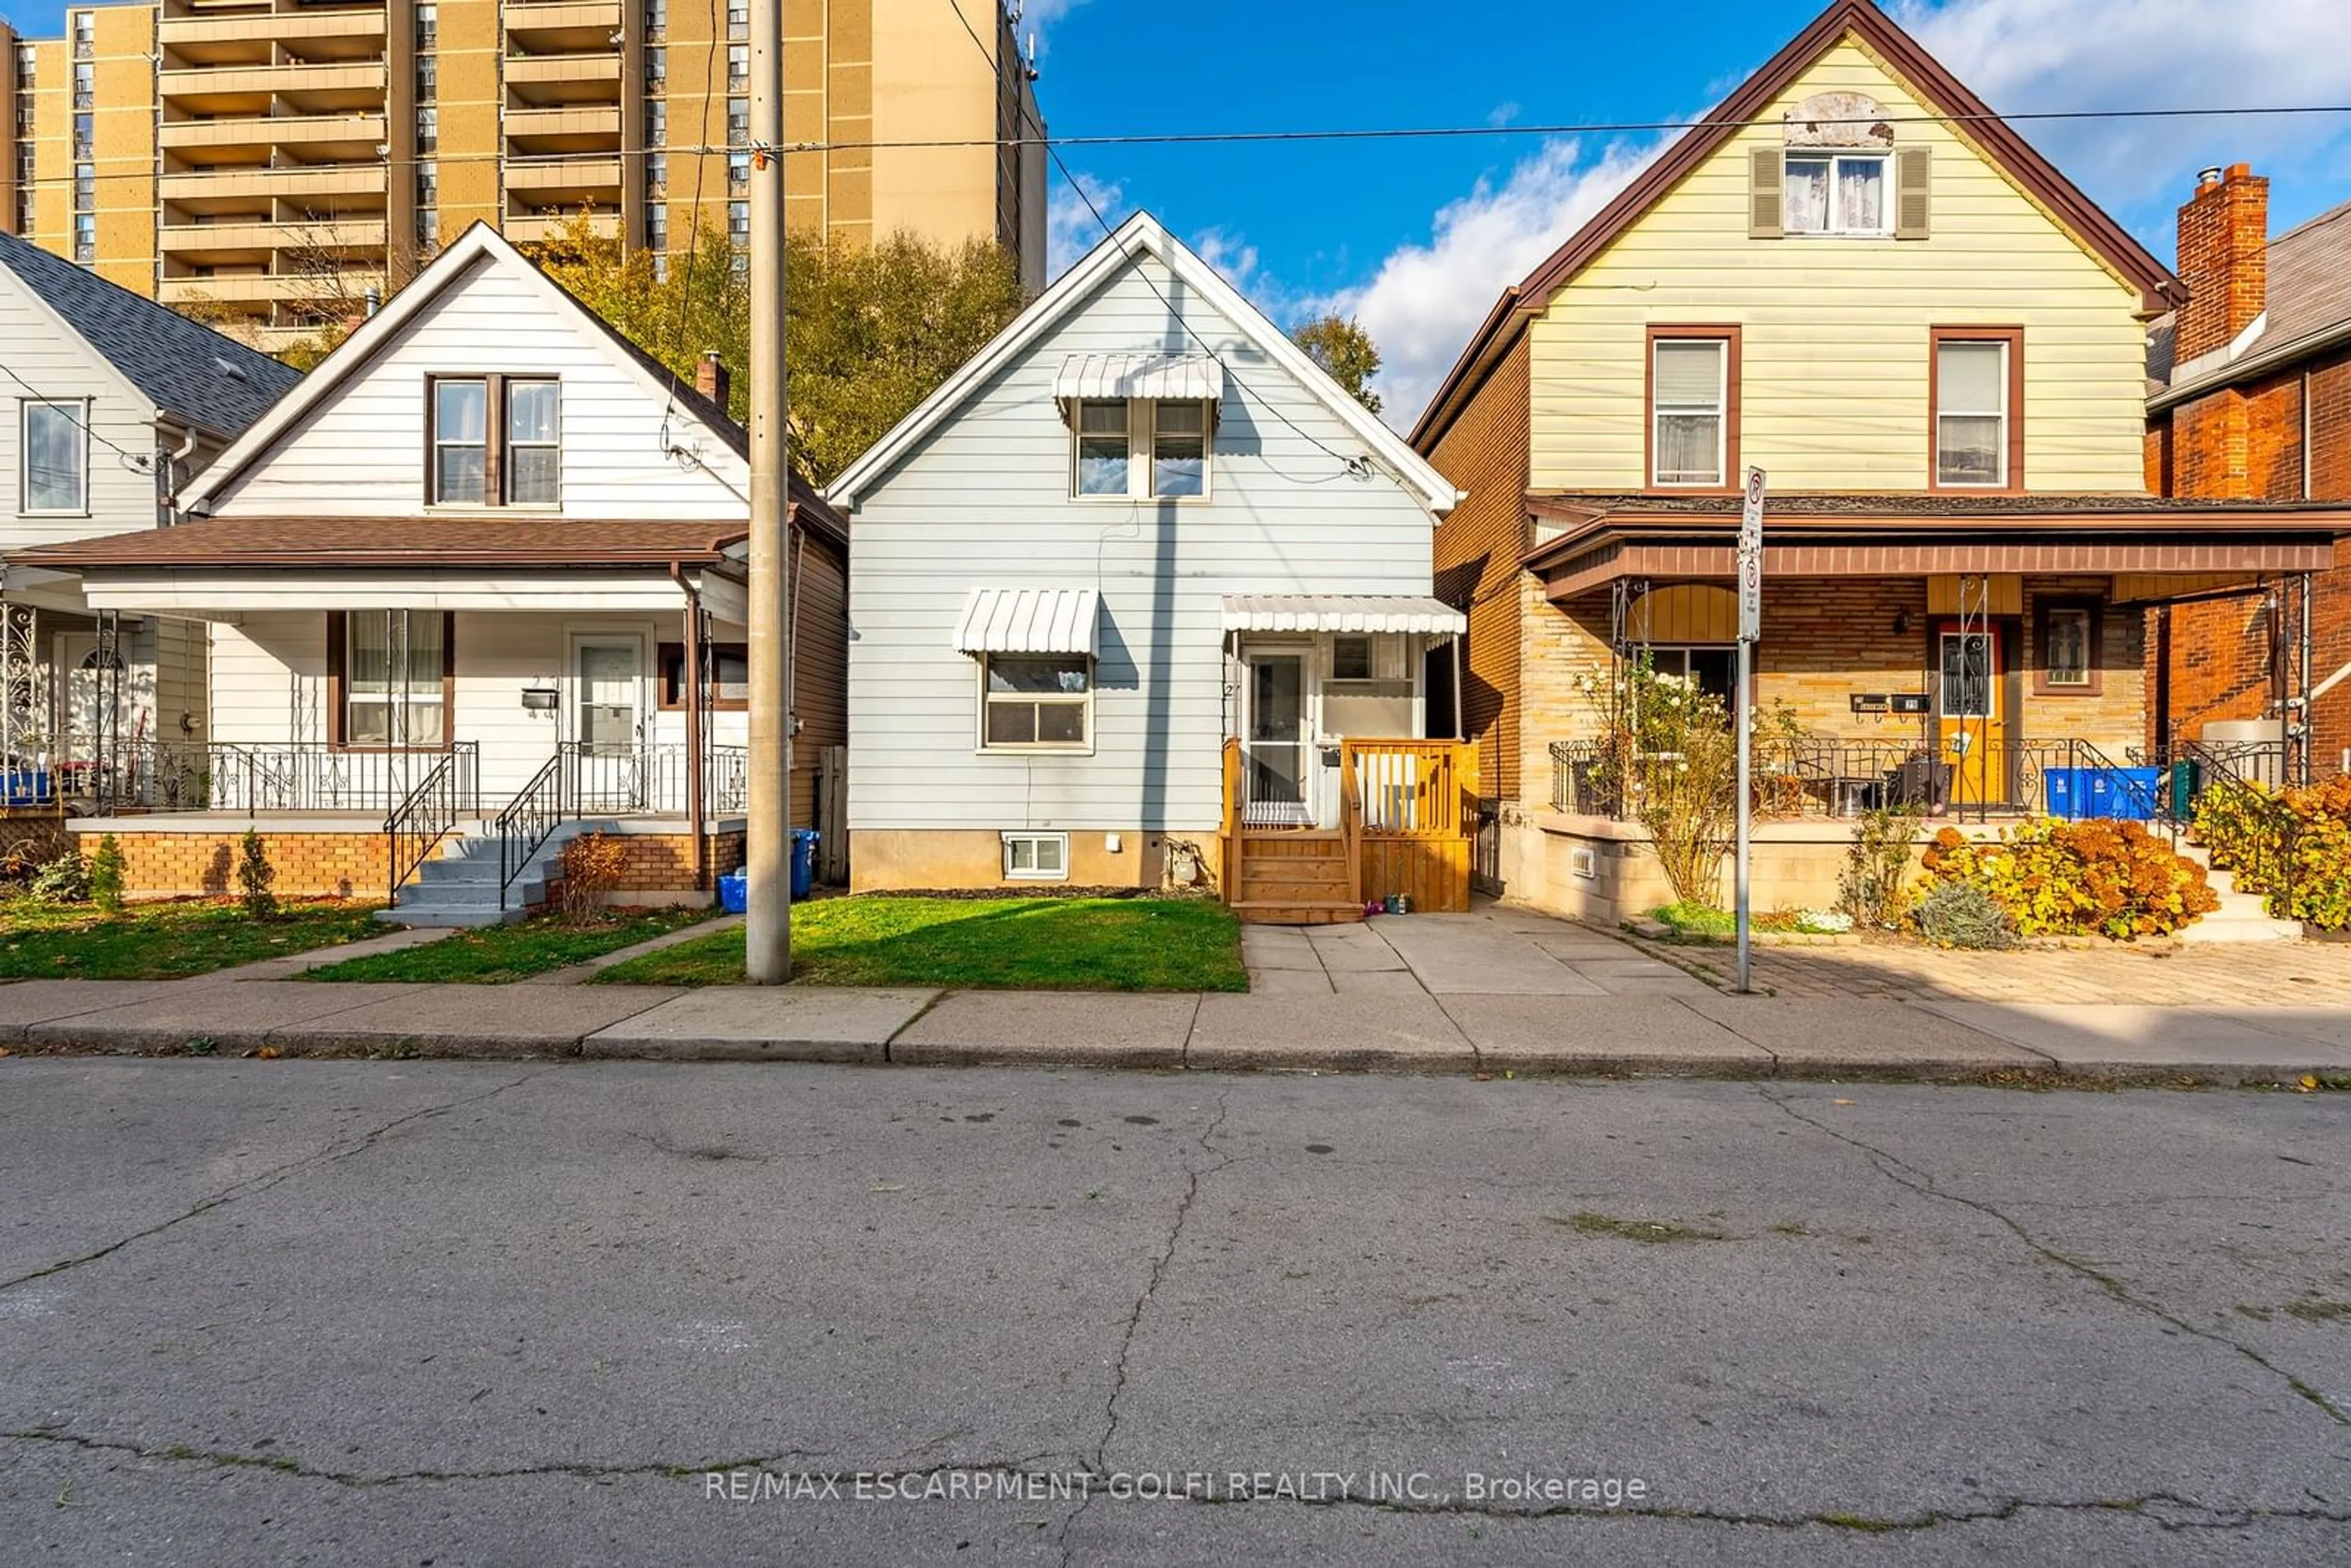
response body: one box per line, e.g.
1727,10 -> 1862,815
429,376 -> 560,506
1068,398 -> 1213,500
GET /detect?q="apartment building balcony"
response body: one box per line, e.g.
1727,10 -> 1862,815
503,210 -> 618,244
504,104 -> 621,153
505,154 -> 623,203
159,9 -> 387,64
160,61 -> 387,116
502,1 -> 625,51
505,51 -> 623,105
160,216 -> 389,265
160,111 -> 389,164
158,271 -> 380,307
158,162 -> 388,213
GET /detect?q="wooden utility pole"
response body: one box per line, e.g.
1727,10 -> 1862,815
743,0 -> 791,982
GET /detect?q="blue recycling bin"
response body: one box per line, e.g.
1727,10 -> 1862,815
2044,767 -> 2088,819
792,828 -> 819,899
716,871 -> 748,913
2085,766 -> 2162,821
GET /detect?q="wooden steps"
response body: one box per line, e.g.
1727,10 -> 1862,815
1231,830 -> 1362,925
1231,899 -> 1364,926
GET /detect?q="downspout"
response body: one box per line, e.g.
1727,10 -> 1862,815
789,506 -> 806,841
669,561 -> 707,891
156,419 -> 200,525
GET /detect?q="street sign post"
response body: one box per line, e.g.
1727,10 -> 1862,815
1734,466 -> 1764,994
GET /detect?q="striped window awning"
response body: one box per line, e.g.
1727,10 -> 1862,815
953,587 -> 1101,655
1053,353 -> 1224,405
1221,595 -> 1466,636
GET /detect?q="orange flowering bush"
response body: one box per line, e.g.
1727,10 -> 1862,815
1917,818 -> 2218,940
2194,776 -> 2351,929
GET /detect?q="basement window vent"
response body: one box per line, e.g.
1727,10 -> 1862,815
1002,831 -> 1068,881
1570,846 -> 1598,880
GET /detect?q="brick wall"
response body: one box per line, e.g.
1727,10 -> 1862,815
1425,333 -> 1532,801
561,830 -> 745,895
80,830 -> 391,900
2153,342 -> 2351,760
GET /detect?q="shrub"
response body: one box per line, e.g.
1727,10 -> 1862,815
1837,805 -> 1924,929
90,834 -> 125,915
1916,880 -> 2017,950
31,850 -> 90,904
236,827 -> 277,919
558,830 -> 628,923
1576,658 -> 1738,909
2194,776 -> 2351,929
1917,818 -> 2218,940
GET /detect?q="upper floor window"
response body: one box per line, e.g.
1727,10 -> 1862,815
1649,332 -> 1734,488
72,113 -> 92,159
645,48 -> 666,88
73,163 -> 94,211
1785,152 -> 1886,235
1933,332 -> 2018,489
20,401 -> 88,514
72,64 -> 94,110
71,214 -> 95,263
416,108 -> 438,152
414,5 -> 437,50
727,97 -> 749,146
647,100 -> 667,146
1070,399 -> 1212,500
429,377 -> 560,506
727,44 -> 749,86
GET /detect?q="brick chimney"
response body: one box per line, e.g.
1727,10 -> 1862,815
2174,162 -> 2269,363
694,350 -> 731,410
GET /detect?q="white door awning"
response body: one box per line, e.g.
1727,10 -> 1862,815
1221,595 -> 1466,635
1054,353 -> 1224,404
953,587 -> 1101,655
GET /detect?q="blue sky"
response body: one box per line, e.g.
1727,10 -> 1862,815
1024,0 -> 2351,423
9,0 -> 2345,422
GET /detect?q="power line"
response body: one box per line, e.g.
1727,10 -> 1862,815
936,0 -> 1369,480
17,98 -> 2351,192
0,360 -> 156,473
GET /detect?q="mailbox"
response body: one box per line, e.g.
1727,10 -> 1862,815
520,687 -> 560,712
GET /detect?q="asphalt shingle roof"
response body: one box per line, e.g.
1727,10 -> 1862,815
0,230 -> 301,438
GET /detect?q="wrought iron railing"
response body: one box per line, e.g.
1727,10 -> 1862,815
385,743 -> 481,906
14,740 -> 482,817
496,749 -> 572,908
1549,735 -> 2173,824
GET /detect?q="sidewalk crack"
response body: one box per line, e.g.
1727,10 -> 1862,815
1758,1086 -> 2349,1427
0,1067 -> 548,1295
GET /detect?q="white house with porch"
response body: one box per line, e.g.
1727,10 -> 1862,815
13,223 -> 849,922
825,212 -> 1473,922
0,230 -> 300,820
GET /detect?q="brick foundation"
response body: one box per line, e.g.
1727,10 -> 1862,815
76,828 -> 392,901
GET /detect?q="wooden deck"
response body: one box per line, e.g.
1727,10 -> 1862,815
1221,738 -> 1477,925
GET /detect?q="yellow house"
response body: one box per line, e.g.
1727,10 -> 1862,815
1415,0 -> 2351,921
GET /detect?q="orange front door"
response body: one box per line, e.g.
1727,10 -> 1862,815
1937,628 -> 2008,806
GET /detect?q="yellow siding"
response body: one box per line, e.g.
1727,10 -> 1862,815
1529,36 -> 2150,495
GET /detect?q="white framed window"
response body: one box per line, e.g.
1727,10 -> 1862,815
1002,831 -> 1068,880
432,378 -> 489,503
504,380 -> 560,505
981,655 -> 1092,751
1651,337 -> 1728,487
1784,152 -> 1888,235
1072,399 -> 1212,499
1331,635 -> 1374,681
1935,337 -> 2010,487
1072,400 -> 1129,496
20,401 -> 89,514
1152,400 -> 1207,497
339,610 -> 447,748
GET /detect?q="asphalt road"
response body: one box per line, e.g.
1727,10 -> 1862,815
2,1059 -> 2347,1566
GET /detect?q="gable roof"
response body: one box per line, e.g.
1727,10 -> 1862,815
174,220 -> 847,553
824,211 -> 1459,516
1411,0 -> 2183,451
0,230 -> 300,440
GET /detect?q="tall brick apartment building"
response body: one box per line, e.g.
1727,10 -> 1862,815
2147,165 -> 2351,772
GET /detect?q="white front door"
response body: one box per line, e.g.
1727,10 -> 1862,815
571,632 -> 648,810
1242,650 -> 1311,827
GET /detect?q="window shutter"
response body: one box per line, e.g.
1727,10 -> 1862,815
1747,146 -> 1783,238
1895,146 -> 1931,239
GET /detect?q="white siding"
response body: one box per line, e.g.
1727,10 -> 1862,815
207,256 -> 749,520
0,273 -> 163,549
847,254 -> 1441,834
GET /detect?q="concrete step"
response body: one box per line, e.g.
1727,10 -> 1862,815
375,904 -> 530,928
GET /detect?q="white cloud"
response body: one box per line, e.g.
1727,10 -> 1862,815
1894,0 -> 2351,209
1335,137 -> 1660,429
1046,168 -> 1126,280
1015,0 -> 1090,55
1190,228 -> 1262,291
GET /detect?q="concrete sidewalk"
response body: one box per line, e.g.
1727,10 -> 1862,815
3,967 -> 2351,1085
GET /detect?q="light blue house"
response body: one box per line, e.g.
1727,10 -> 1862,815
825,213 -> 1472,919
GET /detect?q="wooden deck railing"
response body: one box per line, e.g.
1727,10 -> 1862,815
1220,737 -> 1244,900
1343,740 -> 1475,838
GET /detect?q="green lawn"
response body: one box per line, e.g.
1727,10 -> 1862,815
593,896 -> 1247,991
0,898 -> 386,981
304,907 -> 716,983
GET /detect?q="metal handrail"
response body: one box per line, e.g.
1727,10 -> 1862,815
496,747 -> 573,909
383,742 -> 479,906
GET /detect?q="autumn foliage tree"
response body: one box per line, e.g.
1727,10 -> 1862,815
1290,313 -> 1384,415
522,212 -> 1024,485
